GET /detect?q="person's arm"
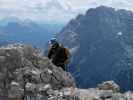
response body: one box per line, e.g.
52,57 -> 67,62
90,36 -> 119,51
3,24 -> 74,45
48,49 -> 53,59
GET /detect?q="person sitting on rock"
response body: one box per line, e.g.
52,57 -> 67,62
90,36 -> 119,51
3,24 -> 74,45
48,38 -> 70,71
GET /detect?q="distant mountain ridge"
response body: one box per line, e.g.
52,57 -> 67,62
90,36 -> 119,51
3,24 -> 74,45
57,6 -> 133,91
0,18 -> 64,48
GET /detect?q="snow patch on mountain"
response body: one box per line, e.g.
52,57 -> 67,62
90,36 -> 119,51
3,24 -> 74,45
117,32 -> 123,36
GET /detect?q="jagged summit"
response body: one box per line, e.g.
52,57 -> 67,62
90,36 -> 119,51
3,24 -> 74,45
57,6 -> 133,91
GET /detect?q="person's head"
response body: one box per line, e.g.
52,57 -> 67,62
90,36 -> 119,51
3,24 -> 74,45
49,38 -> 59,48
49,38 -> 57,44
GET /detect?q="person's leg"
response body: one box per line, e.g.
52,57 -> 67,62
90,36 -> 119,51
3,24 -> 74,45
59,63 -> 67,71
52,59 -> 67,71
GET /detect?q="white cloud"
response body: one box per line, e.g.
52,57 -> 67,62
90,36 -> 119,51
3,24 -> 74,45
0,0 -> 133,23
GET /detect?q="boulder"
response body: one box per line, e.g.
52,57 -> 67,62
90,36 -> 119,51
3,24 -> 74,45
97,81 -> 120,92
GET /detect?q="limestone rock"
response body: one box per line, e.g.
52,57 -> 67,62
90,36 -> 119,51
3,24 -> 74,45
97,81 -> 120,92
0,44 -> 75,99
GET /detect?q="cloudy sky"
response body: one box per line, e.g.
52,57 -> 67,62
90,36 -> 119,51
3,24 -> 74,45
0,0 -> 133,23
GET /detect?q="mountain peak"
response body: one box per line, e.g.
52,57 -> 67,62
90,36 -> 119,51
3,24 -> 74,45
96,5 -> 114,10
57,6 -> 133,91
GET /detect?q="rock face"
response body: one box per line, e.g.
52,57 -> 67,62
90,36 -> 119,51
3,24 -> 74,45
97,81 -> 120,92
0,44 -> 75,99
57,6 -> 133,91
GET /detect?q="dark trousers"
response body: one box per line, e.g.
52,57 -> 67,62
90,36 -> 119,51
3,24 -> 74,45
52,60 -> 67,71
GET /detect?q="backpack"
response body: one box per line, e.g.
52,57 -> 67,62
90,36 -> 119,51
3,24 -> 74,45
63,47 -> 70,64
53,46 -> 70,62
50,46 -> 70,71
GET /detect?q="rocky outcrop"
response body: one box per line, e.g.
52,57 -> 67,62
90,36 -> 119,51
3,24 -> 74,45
97,81 -> 120,92
0,44 -> 75,100
46,81 -> 133,100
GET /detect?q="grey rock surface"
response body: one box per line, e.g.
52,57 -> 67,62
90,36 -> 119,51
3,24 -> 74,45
0,43 -> 75,99
97,81 -> 120,92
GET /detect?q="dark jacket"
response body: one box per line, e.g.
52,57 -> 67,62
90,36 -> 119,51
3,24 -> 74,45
48,43 -> 59,59
48,43 -> 69,70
